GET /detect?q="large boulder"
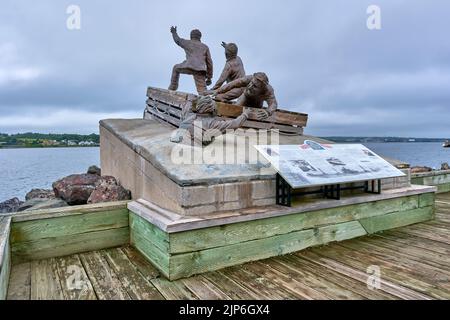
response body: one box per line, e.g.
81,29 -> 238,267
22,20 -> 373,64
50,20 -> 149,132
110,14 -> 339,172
411,166 -> 433,174
0,197 -> 23,213
18,198 -> 68,212
25,188 -> 56,201
87,165 -> 101,176
53,173 -> 101,205
87,176 -> 131,204
441,162 -> 450,170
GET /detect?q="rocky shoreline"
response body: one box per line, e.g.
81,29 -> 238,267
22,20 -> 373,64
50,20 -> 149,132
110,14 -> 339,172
1,162 -> 449,214
0,165 -> 131,214
410,162 -> 449,173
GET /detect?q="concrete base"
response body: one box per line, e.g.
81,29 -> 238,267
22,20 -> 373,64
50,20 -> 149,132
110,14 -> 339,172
128,185 -> 436,280
100,119 -> 411,216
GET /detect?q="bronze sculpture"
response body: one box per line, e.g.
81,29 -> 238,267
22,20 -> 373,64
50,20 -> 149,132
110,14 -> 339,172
209,72 -> 278,119
168,26 -> 213,94
210,42 -> 246,102
171,95 -> 250,145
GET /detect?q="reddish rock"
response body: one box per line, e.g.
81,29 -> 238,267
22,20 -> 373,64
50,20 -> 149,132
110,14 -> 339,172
88,177 -> 131,204
410,166 -> 433,174
52,173 -> 101,205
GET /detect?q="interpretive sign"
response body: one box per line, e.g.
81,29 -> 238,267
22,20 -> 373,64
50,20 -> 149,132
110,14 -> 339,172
255,141 -> 406,189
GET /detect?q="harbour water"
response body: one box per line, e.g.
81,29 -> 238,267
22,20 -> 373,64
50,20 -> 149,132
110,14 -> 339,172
0,143 -> 448,202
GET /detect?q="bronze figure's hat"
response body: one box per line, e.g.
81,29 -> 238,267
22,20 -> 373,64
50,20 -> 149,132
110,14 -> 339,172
253,72 -> 269,85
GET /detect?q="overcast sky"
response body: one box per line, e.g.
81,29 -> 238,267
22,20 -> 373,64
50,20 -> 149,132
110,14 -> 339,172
0,1 -> 449,137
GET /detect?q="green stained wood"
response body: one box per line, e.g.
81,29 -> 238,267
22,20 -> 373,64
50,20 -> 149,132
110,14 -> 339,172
12,227 -> 129,264
410,177 -> 424,185
11,208 -> 129,243
168,221 -> 367,280
437,184 -> 450,194
0,217 -> 11,300
0,237 -> 11,300
359,206 -> 434,234
129,213 -> 169,252
131,232 -> 170,279
419,192 -> 435,208
169,195 -> 419,254
423,174 -> 450,186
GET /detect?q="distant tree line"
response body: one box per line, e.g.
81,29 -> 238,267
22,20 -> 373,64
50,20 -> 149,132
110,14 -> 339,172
0,132 -> 100,148
323,137 -> 448,143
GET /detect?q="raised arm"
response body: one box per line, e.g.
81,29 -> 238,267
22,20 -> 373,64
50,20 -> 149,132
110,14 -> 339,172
217,75 -> 251,94
170,26 -> 186,48
212,63 -> 230,90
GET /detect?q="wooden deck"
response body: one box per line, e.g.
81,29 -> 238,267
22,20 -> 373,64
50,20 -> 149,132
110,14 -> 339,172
6,193 -> 450,300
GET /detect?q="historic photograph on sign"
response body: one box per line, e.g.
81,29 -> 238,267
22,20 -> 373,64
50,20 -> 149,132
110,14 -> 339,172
255,142 -> 406,188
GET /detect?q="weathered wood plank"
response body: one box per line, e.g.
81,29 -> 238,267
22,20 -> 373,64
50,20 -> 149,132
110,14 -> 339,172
297,250 -> 433,300
11,201 -> 129,222
12,227 -> 130,264
169,195 -> 419,254
215,101 -> 308,127
337,241 -> 450,293
359,206 -> 434,234
30,259 -> 65,300
395,225 -> 450,245
219,265 -> 297,300
103,248 -> 164,300
419,192 -> 435,208
202,271 -> 260,300
169,221 -> 367,280
146,106 -> 181,127
150,277 -> 198,300
377,231 -> 450,256
147,100 -> 182,118
6,262 -> 31,300
0,217 -> 11,300
282,254 -> 398,300
11,208 -> 129,243
310,245 -> 450,299
130,213 -> 169,252
121,246 -> 160,280
345,237 -> 450,273
130,232 -> 170,278
55,255 -> 97,300
180,276 -> 231,300
254,257 -> 367,300
79,251 -> 130,300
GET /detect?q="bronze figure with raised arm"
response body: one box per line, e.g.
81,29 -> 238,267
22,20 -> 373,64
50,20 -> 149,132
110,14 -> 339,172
210,42 -> 246,102
168,26 -> 213,94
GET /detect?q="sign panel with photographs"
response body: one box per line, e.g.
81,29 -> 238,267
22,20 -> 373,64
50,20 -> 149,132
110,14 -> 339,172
255,141 -> 406,188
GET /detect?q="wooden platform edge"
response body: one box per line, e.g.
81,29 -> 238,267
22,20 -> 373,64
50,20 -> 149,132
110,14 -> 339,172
411,171 -> 450,194
10,205 -> 130,264
129,190 -> 436,280
0,217 -> 12,300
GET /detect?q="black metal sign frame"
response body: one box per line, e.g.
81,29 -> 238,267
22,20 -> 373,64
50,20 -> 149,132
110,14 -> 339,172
276,173 -> 382,207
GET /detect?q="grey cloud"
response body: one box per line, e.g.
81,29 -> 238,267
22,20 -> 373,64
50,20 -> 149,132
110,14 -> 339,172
0,0 -> 449,137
